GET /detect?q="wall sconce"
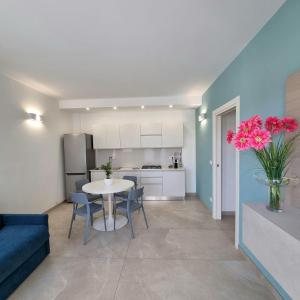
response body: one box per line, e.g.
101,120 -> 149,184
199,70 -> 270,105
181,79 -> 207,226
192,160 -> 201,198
198,112 -> 207,123
27,112 -> 43,122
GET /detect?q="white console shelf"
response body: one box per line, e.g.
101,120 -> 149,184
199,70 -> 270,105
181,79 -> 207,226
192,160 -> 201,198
243,203 -> 300,299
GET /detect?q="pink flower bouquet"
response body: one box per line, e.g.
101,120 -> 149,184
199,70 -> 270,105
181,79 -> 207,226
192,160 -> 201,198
227,114 -> 299,211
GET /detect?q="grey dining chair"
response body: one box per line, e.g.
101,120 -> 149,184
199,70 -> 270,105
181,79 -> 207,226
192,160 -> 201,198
68,192 -> 107,244
75,179 -> 102,202
114,176 -> 138,200
113,187 -> 148,238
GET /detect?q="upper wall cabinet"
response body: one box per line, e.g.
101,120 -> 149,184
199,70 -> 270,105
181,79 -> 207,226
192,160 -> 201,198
120,123 -> 141,148
140,135 -> 162,148
140,123 -> 162,135
162,123 -> 183,147
93,124 -> 120,149
93,122 -> 183,149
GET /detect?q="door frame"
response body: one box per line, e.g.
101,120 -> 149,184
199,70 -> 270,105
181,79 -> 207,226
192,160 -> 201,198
212,96 -> 240,249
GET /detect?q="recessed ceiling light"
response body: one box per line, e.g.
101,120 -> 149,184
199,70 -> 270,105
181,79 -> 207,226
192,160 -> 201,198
85,107 -> 90,111
169,104 -> 173,108
141,105 -> 145,109
113,106 -> 117,110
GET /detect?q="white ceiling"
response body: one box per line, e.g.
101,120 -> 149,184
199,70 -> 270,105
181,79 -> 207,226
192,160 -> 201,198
0,0 -> 285,100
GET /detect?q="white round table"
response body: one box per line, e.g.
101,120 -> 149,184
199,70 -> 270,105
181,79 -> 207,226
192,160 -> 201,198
82,179 -> 134,231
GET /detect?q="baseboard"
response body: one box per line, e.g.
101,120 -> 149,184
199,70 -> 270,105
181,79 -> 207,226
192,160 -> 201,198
222,211 -> 235,216
43,200 -> 65,214
185,193 -> 198,197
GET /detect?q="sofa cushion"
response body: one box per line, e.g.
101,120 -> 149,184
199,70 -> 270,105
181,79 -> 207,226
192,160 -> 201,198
0,225 -> 49,284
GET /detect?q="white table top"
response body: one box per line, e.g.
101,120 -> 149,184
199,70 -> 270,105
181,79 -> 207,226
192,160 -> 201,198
82,179 -> 134,195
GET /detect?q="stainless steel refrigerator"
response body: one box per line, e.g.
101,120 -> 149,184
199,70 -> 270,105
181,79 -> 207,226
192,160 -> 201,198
63,133 -> 95,201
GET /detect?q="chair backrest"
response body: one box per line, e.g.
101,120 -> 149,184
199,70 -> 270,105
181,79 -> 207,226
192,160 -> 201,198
71,192 -> 89,205
123,176 -> 138,189
128,187 -> 144,202
75,179 -> 89,192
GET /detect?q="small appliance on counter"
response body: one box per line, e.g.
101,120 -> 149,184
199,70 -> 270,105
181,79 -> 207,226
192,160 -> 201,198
169,151 -> 182,169
173,159 -> 178,169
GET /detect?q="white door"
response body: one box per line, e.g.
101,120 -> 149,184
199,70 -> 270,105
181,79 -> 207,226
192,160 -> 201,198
212,96 -> 240,249
221,110 -> 236,213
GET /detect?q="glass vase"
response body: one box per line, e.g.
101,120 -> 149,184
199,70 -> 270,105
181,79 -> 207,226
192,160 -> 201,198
255,174 -> 292,213
267,179 -> 286,212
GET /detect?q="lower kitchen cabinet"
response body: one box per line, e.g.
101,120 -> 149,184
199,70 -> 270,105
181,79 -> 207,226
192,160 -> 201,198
163,171 -> 185,197
90,169 -> 185,198
140,175 -> 163,197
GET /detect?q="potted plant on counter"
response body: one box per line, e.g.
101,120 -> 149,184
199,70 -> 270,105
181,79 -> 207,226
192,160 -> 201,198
101,161 -> 113,185
227,114 -> 299,212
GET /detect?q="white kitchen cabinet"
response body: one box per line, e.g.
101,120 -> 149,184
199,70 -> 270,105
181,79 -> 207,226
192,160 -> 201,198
163,170 -> 185,197
105,124 -> 121,149
120,123 -> 141,148
162,123 -> 183,147
141,123 -> 162,135
140,171 -> 163,197
143,184 -> 163,196
92,125 -> 106,149
93,124 -> 120,149
140,135 -> 162,148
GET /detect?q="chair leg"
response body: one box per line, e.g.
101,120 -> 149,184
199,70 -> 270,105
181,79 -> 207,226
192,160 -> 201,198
128,212 -> 135,239
68,212 -> 75,239
83,216 -> 90,245
141,205 -> 149,229
90,212 -> 93,226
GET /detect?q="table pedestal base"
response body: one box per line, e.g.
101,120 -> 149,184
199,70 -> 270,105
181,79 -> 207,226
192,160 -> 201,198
93,214 -> 128,231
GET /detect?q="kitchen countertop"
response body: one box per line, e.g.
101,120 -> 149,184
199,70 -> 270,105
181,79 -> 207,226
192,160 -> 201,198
90,167 -> 185,172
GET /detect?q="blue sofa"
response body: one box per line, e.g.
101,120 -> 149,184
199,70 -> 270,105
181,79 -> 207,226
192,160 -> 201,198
0,214 -> 50,300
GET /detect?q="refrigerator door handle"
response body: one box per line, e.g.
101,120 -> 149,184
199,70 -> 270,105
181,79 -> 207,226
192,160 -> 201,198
66,173 -> 86,175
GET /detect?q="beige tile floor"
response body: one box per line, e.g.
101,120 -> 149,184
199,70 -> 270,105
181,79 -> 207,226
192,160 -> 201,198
9,199 -> 277,300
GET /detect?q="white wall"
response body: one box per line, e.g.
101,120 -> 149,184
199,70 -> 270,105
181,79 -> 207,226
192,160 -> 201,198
0,75 -> 72,213
71,109 -> 196,193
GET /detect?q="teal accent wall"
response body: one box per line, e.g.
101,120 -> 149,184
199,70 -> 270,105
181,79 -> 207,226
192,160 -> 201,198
196,1 -> 300,298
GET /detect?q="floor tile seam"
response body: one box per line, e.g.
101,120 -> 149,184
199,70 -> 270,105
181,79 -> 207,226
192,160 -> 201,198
48,254 -> 244,262
47,254 -> 126,262
123,257 -> 245,262
113,237 -> 131,300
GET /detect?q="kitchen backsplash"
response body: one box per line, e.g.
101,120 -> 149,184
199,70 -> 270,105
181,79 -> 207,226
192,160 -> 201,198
95,148 -> 181,168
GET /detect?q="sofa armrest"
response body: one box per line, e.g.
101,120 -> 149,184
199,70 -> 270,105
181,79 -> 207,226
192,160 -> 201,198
1,214 -> 48,227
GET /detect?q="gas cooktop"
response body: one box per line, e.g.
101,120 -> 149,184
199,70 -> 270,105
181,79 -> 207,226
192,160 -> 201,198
141,165 -> 162,169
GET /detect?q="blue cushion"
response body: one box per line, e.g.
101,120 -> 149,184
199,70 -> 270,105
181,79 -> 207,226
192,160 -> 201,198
0,225 -> 49,284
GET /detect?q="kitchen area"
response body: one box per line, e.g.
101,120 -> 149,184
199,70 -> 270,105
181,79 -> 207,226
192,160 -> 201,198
65,108 -> 196,200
